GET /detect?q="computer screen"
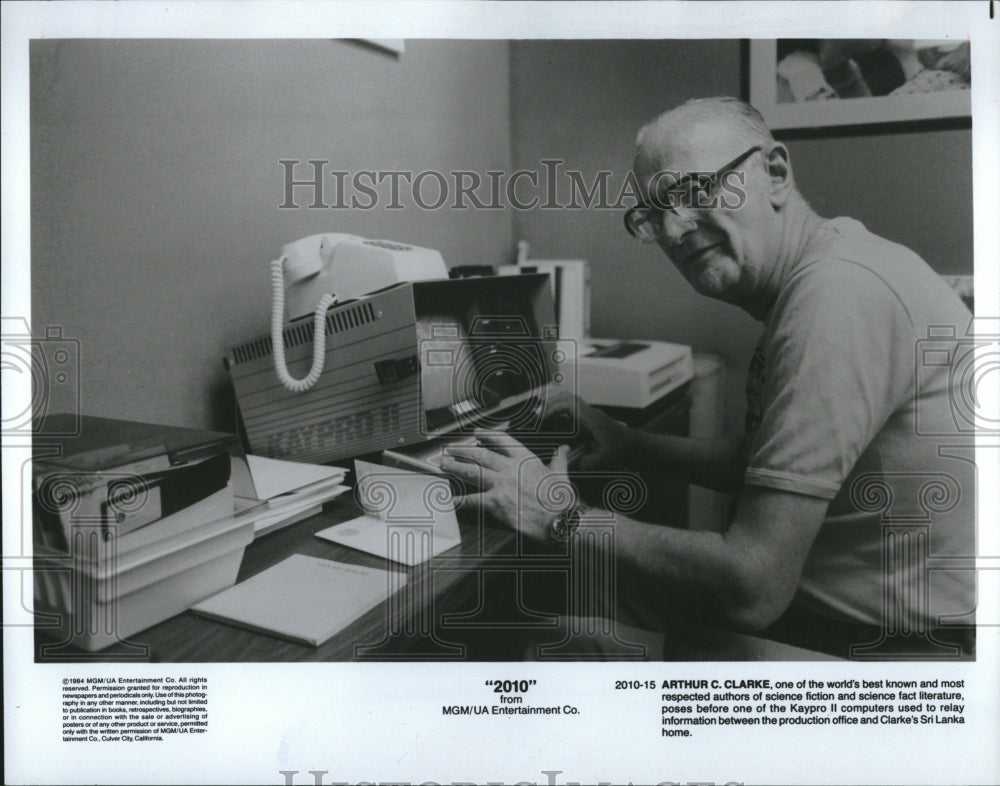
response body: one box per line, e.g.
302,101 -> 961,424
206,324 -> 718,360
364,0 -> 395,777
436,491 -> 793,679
412,274 -> 555,435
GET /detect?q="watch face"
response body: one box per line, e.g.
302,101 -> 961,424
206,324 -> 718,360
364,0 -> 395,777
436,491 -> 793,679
548,512 -> 567,543
548,505 -> 583,543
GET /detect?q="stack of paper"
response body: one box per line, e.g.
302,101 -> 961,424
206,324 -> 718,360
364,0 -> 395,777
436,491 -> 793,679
244,455 -> 350,538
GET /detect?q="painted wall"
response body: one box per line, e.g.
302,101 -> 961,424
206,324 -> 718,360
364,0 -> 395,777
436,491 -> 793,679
509,39 -> 973,433
30,39 -> 972,436
786,128 -> 972,275
31,39 -> 513,431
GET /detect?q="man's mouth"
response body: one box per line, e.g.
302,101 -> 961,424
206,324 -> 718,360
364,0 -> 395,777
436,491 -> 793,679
683,244 -> 720,269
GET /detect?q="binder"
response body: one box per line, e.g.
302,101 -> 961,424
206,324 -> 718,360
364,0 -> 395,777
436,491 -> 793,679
33,415 -> 241,550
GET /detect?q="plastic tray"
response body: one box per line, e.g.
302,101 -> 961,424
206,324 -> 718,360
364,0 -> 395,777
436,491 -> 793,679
35,511 -> 253,652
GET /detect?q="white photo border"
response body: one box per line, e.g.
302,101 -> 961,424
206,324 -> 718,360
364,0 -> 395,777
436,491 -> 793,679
3,3 -> 999,785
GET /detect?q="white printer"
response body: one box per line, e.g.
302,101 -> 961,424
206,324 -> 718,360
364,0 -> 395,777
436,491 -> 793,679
563,338 -> 693,410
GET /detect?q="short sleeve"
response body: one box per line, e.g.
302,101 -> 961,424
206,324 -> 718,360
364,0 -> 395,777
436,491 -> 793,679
743,261 -> 915,500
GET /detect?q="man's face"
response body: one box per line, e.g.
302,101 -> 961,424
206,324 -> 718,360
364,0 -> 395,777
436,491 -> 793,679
634,123 -> 779,305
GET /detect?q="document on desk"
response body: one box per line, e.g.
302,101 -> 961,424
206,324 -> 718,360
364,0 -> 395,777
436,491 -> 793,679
244,455 -> 349,537
246,454 -> 346,500
314,460 -> 461,566
190,554 -> 403,647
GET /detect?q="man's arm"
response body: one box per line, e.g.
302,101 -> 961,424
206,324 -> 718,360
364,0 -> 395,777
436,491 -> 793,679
444,432 -> 828,632
625,429 -> 745,494
603,483 -> 828,631
546,390 -> 744,492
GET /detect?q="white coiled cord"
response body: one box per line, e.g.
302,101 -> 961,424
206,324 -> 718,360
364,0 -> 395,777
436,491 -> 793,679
270,258 -> 337,392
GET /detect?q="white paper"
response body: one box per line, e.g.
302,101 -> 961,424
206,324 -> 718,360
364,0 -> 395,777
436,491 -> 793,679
315,460 -> 460,564
191,554 -> 402,646
246,455 -> 345,501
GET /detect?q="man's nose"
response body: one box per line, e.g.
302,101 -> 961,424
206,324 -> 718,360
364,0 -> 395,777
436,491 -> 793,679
660,209 -> 697,246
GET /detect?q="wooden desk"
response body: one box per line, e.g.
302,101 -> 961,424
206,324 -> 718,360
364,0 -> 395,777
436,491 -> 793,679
35,495 -> 835,662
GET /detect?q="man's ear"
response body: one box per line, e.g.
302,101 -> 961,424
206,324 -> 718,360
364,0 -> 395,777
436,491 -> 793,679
764,143 -> 794,208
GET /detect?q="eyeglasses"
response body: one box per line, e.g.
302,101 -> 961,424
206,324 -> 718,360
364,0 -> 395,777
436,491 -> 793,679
624,145 -> 762,244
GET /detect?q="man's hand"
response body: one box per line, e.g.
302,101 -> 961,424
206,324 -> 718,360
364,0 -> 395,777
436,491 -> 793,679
545,387 -> 745,493
542,389 -> 632,471
440,430 -> 573,542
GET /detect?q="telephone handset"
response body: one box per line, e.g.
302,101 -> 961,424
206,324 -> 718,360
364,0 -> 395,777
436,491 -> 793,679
270,233 -> 354,392
270,233 -> 449,392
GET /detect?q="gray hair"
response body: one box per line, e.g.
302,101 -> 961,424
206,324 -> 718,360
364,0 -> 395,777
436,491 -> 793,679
635,96 -> 775,155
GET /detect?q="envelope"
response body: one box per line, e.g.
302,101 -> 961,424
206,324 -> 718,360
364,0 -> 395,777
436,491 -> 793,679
314,460 -> 461,566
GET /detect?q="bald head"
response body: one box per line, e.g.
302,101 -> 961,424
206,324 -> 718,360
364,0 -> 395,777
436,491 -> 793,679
634,97 -> 775,173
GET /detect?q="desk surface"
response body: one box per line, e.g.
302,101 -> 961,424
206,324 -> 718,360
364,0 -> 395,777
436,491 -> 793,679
35,496 -> 835,663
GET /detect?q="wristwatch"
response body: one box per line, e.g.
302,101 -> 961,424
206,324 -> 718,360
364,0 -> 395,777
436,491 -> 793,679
548,504 -> 586,544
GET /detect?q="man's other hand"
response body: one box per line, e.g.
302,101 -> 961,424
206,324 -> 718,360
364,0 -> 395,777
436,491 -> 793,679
441,430 -> 573,542
541,388 -> 632,471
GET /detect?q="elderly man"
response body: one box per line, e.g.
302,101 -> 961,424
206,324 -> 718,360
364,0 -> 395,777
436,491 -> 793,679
441,97 -> 974,658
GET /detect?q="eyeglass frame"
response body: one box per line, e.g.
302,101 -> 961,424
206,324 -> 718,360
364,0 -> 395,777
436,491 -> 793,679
623,145 -> 763,244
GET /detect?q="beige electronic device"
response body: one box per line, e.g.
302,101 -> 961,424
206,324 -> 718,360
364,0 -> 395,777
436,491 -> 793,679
563,339 -> 694,410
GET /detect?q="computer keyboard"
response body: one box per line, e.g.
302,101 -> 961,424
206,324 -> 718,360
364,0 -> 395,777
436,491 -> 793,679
423,435 -> 479,468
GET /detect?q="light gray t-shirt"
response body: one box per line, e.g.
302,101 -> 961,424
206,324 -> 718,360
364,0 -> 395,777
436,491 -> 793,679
744,218 -> 975,628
